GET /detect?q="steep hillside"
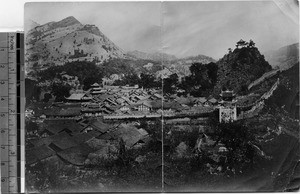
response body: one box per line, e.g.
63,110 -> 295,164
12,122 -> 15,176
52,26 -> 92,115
214,45 -> 272,94
265,62 -> 299,119
264,43 -> 299,70
26,16 -> 125,73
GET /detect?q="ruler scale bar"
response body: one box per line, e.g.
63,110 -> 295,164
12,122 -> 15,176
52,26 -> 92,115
0,32 -> 24,194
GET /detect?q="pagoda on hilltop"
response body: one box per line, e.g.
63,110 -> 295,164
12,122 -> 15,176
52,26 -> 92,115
218,90 -> 237,123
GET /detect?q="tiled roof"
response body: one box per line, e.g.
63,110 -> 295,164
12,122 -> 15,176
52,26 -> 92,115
89,118 -> 111,133
31,131 -> 71,147
198,97 -> 207,103
26,145 -> 56,165
71,133 -> 95,144
66,93 -> 87,100
220,90 -> 236,98
208,98 -> 217,103
44,107 -> 81,117
51,136 -> 78,150
91,83 -> 100,87
104,124 -> 148,148
43,120 -> 84,135
57,144 -> 93,166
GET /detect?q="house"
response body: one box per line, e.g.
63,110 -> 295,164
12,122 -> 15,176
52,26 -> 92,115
208,98 -> 218,105
48,136 -> 78,152
219,90 -> 237,123
153,93 -> 163,100
65,92 -> 92,102
83,118 -> 111,134
119,105 -> 130,112
26,145 -> 56,165
71,132 -> 98,144
104,124 -> 149,148
219,90 -> 236,102
136,101 -> 152,112
31,131 -> 71,147
81,107 -> 105,117
197,97 -> 207,105
44,107 -> 81,118
121,96 -> 133,105
91,83 -> 100,88
40,119 -> 84,136
56,144 -> 93,166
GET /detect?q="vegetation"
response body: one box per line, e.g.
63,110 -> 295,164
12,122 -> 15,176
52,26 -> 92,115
209,120 -> 259,169
214,41 -> 272,94
163,73 -> 179,94
51,82 -> 72,101
178,62 -> 218,96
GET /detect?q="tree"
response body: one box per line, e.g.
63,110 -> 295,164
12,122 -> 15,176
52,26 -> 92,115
209,119 -> 261,170
43,93 -> 52,102
248,39 -> 255,48
163,73 -> 178,94
140,73 -> 159,88
51,83 -> 71,102
83,77 -> 99,90
25,120 -> 39,133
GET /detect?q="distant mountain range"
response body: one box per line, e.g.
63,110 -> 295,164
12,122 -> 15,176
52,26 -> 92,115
25,16 -> 125,73
127,50 -> 177,62
26,16 -> 217,75
27,15 -> 298,82
264,43 -> 299,70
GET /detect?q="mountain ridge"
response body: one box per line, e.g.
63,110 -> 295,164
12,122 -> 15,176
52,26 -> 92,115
264,42 -> 299,70
26,16 -> 125,73
127,50 -> 177,61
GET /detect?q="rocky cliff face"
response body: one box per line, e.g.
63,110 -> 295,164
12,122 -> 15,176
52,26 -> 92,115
214,46 -> 272,94
26,16 -> 125,73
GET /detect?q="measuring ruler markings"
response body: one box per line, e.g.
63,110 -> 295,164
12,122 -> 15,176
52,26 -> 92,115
0,32 -> 24,194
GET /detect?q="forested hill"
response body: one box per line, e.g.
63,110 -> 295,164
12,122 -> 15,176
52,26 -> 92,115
214,42 -> 272,94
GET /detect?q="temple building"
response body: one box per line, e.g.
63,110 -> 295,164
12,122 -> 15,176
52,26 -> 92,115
218,90 -> 237,123
90,83 -> 105,95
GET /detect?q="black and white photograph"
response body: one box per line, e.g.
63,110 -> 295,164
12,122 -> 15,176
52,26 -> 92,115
24,1 -> 299,193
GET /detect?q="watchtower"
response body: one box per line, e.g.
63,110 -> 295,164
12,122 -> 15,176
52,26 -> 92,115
218,90 -> 237,123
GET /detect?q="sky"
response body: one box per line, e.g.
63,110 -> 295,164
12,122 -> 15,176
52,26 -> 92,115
24,1 -> 299,59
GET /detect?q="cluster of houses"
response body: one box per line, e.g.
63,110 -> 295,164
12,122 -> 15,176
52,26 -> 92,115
36,83 -> 224,119
26,83 -> 242,124
26,117 -> 150,166
26,84 -> 244,166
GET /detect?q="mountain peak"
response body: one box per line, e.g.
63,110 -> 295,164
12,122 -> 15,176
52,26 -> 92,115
26,16 -> 125,72
80,24 -> 102,36
55,16 -> 81,28
25,19 -> 40,31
